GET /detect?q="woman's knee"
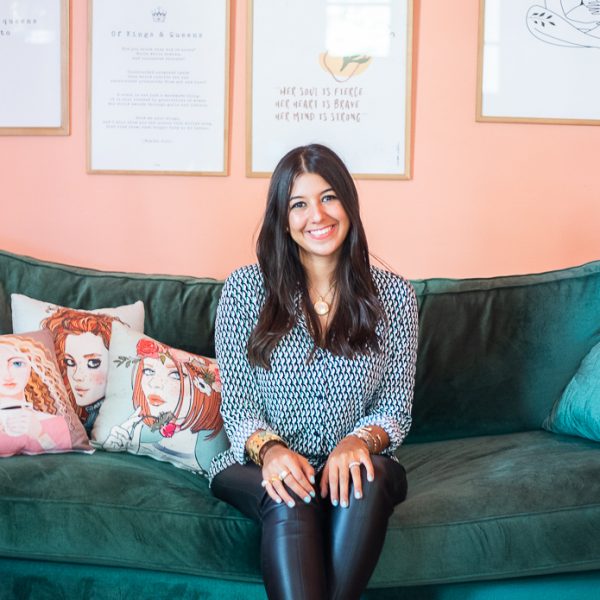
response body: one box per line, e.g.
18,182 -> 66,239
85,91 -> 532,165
362,455 -> 407,505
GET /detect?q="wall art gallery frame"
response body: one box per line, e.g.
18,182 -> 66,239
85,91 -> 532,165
477,0 -> 600,125
247,0 -> 414,179
0,0 -> 69,135
88,0 -> 230,176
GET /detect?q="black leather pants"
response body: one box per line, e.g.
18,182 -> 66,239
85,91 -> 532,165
212,455 -> 407,600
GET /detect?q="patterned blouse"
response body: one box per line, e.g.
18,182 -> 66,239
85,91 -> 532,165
208,264 -> 419,483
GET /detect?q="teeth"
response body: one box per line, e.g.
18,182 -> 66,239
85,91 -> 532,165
309,225 -> 334,237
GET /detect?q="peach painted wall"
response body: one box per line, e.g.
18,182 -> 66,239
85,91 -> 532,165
1,1 -> 599,281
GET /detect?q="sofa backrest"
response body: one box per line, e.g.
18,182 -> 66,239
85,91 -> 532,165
408,261 -> 600,442
2,249 -> 600,443
0,249 -> 222,358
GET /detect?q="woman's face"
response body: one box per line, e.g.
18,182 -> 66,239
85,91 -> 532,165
140,356 -> 190,418
287,172 -> 350,265
0,345 -> 32,402
65,332 -> 108,407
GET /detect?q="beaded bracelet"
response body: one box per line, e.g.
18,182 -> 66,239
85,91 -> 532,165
246,430 -> 287,466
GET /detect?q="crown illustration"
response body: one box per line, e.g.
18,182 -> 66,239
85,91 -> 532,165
152,7 -> 167,23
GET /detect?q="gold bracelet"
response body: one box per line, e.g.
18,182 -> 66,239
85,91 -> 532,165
363,426 -> 384,454
351,429 -> 376,453
246,430 -> 286,466
351,427 -> 385,454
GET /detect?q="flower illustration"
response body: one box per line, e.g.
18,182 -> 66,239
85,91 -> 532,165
136,339 -> 162,358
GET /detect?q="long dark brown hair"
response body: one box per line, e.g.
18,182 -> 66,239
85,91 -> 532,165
247,144 -> 385,369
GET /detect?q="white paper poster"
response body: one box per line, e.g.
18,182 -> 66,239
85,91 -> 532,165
89,0 -> 229,174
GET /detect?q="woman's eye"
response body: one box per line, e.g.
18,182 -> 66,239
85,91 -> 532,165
65,357 -> 76,368
88,359 -> 102,369
289,201 -> 305,210
11,360 -> 25,368
322,194 -> 337,203
142,368 -> 155,376
168,370 -> 181,381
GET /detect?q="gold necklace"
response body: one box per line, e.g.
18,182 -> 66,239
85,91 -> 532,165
312,282 -> 336,316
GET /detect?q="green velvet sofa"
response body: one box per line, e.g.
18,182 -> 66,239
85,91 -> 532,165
1,248 -> 599,600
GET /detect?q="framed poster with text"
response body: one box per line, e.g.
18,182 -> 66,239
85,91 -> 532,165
248,0 -> 413,179
0,0 -> 69,135
478,0 -> 600,124
88,0 -> 230,175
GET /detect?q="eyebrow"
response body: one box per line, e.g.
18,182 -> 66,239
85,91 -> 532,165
289,187 -> 335,202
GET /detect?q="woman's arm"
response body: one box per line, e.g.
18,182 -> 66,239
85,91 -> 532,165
215,272 -> 274,464
351,277 -> 419,455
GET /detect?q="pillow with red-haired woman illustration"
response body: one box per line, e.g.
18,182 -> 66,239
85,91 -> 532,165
11,294 -> 144,435
91,322 -> 229,478
0,330 -> 92,457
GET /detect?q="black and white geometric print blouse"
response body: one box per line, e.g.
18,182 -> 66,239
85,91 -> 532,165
208,263 -> 419,483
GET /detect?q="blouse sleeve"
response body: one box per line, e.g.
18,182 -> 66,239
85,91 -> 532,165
352,278 -> 419,455
215,271 -> 277,464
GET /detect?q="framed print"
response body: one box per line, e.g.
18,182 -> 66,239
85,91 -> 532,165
0,0 -> 69,135
88,0 -> 230,175
248,0 -> 413,179
478,0 -> 600,124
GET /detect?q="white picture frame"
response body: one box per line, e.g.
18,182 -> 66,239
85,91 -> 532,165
88,0 -> 230,175
0,0 -> 69,135
478,0 -> 600,125
248,0 -> 413,179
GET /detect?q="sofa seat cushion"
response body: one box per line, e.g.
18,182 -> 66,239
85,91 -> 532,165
1,431 -> 599,588
374,430 -> 600,586
0,452 -> 262,582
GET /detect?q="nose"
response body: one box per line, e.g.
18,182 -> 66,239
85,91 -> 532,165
71,365 -> 84,382
309,200 -> 325,222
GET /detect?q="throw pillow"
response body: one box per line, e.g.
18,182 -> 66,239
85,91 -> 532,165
11,294 -> 145,435
92,323 -> 229,477
0,330 -> 92,457
543,340 -> 600,441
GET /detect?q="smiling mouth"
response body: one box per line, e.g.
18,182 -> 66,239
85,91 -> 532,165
148,394 -> 165,407
306,224 -> 336,239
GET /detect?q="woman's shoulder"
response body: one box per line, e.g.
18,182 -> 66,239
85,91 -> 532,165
370,265 -> 415,304
222,264 -> 265,300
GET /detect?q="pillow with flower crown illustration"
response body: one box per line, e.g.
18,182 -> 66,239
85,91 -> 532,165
11,293 -> 145,435
91,322 -> 229,477
0,329 -> 93,457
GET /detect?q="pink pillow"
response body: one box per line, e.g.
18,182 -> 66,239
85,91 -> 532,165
0,330 -> 92,457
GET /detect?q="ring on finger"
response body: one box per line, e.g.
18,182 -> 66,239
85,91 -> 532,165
349,461 -> 361,469
269,475 -> 280,484
278,469 -> 289,481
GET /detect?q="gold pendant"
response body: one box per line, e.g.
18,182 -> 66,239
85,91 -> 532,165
314,300 -> 330,316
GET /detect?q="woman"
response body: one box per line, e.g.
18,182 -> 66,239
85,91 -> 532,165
210,144 -> 418,599
0,335 -> 73,455
41,308 -> 119,433
101,339 -> 226,474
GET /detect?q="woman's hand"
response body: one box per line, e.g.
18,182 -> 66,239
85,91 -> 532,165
261,444 -> 316,507
320,436 -> 374,508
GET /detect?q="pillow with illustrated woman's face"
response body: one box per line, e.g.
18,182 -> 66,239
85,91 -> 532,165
0,330 -> 92,457
11,294 -> 145,435
91,322 -> 229,477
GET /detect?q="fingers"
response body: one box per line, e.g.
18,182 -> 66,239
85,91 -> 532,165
326,453 -> 375,508
261,451 -> 316,507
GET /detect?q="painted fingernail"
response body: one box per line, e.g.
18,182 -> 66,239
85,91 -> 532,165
332,499 -> 339,507
304,496 -> 311,504
309,475 -> 316,484
275,498 -> 282,504
309,490 -> 316,498
355,491 -> 362,499
287,500 -> 295,508
367,474 -> 374,482
341,500 -> 348,508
